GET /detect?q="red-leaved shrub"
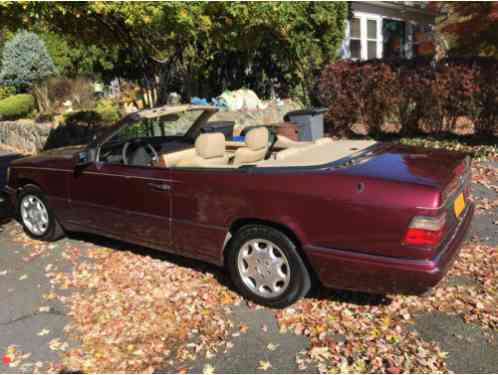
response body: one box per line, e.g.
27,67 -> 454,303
319,57 -> 498,137
319,60 -> 362,136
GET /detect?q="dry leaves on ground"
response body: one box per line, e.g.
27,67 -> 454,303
48,248 -> 241,373
400,138 -> 498,162
472,162 -> 498,215
276,242 -> 497,373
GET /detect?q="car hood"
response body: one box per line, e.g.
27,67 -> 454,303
11,145 -> 86,166
342,143 -> 466,189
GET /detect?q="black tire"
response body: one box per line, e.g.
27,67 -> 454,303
227,224 -> 311,308
17,185 -> 65,242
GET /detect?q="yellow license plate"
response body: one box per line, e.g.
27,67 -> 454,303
454,193 -> 465,218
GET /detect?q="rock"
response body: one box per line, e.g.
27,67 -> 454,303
0,120 -> 53,154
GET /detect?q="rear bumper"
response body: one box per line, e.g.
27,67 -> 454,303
306,202 -> 474,295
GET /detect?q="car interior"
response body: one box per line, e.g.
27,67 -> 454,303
97,106 -> 377,169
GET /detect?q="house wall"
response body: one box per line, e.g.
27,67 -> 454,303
340,2 -> 436,60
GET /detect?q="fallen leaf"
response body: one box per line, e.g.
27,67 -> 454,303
258,360 -> 272,371
309,346 -> 331,361
267,343 -> 279,351
203,364 -> 215,374
37,328 -> 50,336
239,323 -> 249,333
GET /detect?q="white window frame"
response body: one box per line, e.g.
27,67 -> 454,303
345,12 -> 383,61
348,16 -> 362,60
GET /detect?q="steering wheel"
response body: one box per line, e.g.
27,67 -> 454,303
122,139 -> 159,166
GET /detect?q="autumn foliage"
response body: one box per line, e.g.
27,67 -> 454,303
432,2 -> 498,57
319,58 -> 498,137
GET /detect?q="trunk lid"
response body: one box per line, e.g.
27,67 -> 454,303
342,143 -> 468,189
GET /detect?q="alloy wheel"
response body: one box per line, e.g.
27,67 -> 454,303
237,238 -> 291,298
20,194 -> 49,236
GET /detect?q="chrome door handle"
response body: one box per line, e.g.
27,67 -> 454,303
147,182 -> 171,192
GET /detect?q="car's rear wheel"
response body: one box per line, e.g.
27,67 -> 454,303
17,185 -> 65,241
227,225 -> 311,308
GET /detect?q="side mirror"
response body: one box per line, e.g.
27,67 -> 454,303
74,149 -> 96,167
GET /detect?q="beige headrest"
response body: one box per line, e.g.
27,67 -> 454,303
195,133 -> 226,159
245,127 -> 269,150
314,137 -> 333,145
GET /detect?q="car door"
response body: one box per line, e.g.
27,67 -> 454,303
68,162 -> 173,248
169,168 -> 252,264
67,114 -> 174,248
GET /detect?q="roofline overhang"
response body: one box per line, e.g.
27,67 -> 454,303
352,1 -> 439,18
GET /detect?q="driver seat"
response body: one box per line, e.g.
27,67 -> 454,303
176,133 -> 229,167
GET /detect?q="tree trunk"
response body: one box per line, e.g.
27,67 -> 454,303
32,83 -> 51,113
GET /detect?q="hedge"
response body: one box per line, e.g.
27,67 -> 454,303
319,57 -> 498,137
0,85 -> 16,101
64,100 -> 121,127
0,93 -> 35,120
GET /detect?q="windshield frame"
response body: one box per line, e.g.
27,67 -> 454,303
88,106 -> 219,151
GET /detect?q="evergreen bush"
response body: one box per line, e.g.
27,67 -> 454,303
0,93 -> 35,120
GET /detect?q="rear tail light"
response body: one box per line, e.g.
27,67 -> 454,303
403,213 -> 446,247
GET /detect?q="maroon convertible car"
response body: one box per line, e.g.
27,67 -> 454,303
4,105 -> 474,307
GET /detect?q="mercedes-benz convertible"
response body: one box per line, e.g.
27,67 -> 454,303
3,105 -> 474,307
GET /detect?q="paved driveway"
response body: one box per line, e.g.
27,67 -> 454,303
0,153 -> 496,373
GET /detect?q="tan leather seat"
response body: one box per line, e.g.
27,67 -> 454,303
233,127 -> 269,165
176,133 -> 229,167
155,148 -> 196,168
314,137 -> 334,145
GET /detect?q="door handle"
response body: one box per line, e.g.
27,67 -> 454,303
147,182 -> 171,192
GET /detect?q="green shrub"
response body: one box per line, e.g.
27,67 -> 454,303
64,110 -> 101,125
63,100 -> 120,127
95,99 -> 120,124
0,94 -> 35,120
0,85 -> 16,101
0,30 -> 57,90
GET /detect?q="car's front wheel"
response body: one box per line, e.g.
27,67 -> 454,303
17,185 -> 65,241
227,225 -> 311,308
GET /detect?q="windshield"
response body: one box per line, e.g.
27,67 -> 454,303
116,110 -> 204,142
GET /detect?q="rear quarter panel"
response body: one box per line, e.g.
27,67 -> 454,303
170,166 -> 438,265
